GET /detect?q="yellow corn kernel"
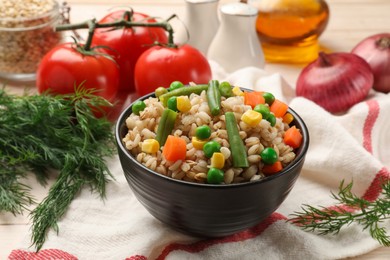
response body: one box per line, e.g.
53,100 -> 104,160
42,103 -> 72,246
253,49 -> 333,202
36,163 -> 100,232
211,152 -> 225,169
241,110 -> 262,127
232,86 -> 244,96
192,136 -> 207,150
142,139 -> 160,154
282,112 -> 294,124
177,96 -> 191,112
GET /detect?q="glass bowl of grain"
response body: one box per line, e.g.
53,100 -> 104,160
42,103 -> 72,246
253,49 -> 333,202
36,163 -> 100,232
0,0 -> 62,83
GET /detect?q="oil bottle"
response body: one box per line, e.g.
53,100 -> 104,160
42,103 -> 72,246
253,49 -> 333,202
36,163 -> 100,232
247,0 -> 329,63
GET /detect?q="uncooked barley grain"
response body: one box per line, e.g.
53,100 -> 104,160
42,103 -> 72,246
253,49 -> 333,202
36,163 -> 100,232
0,0 -> 62,75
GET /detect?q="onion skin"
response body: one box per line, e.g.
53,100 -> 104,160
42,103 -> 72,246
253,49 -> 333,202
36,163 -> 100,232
296,52 -> 374,113
351,33 -> 390,93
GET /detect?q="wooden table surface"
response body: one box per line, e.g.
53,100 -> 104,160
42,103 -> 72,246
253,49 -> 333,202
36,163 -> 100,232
1,0 -> 389,259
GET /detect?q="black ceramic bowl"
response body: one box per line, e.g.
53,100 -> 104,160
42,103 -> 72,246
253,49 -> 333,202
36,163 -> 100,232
115,92 -> 309,238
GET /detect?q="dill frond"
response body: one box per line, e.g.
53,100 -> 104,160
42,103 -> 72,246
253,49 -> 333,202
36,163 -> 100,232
0,88 -> 116,250
289,180 -> 390,246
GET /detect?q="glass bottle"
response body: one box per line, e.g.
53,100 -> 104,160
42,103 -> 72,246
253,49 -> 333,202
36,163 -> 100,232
247,0 -> 329,63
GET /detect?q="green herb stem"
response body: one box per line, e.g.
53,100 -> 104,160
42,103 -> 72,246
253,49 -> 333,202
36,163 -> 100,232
31,169 -> 85,251
289,180 -> 390,246
0,173 -> 35,215
0,87 -> 116,250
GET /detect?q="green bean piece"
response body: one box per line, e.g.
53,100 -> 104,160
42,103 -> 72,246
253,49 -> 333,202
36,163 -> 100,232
159,84 -> 208,106
155,108 -> 178,146
219,81 -> 233,98
207,80 -> 221,116
225,112 -> 249,168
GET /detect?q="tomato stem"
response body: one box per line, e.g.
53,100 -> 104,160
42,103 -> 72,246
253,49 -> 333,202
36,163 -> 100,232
84,19 -> 97,51
121,10 -> 134,21
56,13 -> 177,48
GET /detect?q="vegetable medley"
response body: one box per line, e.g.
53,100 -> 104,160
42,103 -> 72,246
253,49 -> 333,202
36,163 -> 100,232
123,80 -> 303,184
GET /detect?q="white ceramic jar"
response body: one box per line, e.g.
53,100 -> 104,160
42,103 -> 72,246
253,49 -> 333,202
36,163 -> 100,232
207,2 -> 265,73
176,0 -> 219,55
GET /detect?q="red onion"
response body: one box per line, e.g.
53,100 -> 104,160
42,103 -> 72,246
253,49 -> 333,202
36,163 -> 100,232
351,33 -> 390,93
296,52 -> 374,113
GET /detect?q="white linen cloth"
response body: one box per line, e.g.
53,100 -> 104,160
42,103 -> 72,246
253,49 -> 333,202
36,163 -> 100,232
8,62 -> 390,260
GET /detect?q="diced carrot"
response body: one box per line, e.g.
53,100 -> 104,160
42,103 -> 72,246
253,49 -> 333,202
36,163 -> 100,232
244,91 -> 265,109
162,135 -> 187,162
262,161 -> 283,175
283,126 -> 303,149
282,112 -> 294,124
270,99 -> 288,118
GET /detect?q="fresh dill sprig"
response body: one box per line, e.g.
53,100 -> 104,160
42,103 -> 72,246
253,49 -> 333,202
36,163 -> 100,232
0,169 -> 36,215
0,87 -> 116,250
289,180 -> 390,246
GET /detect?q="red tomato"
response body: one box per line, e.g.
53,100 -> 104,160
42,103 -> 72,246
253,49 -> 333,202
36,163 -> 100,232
36,42 -> 119,104
134,44 -> 212,97
92,11 -> 168,94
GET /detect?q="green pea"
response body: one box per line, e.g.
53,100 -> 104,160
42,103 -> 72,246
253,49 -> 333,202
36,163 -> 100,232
167,96 -> 178,111
219,81 -> 233,98
267,113 -> 276,127
132,100 -> 146,115
263,92 -> 275,105
168,81 -> 184,92
260,147 -> 278,165
254,104 -> 270,120
203,140 -> 221,158
155,87 -> 168,97
207,167 -> 224,184
195,125 -> 211,140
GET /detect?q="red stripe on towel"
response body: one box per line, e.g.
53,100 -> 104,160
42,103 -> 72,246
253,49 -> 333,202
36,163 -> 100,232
361,100 -> 389,201
290,99 -> 388,230
363,100 -> 380,153
329,167 -> 390,213
362,167 -> 390,202
9,249 -> 78,260
156,213 -> 287,260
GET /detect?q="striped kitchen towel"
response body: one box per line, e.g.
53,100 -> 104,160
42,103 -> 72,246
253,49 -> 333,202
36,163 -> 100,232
9,63 -> 390,260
